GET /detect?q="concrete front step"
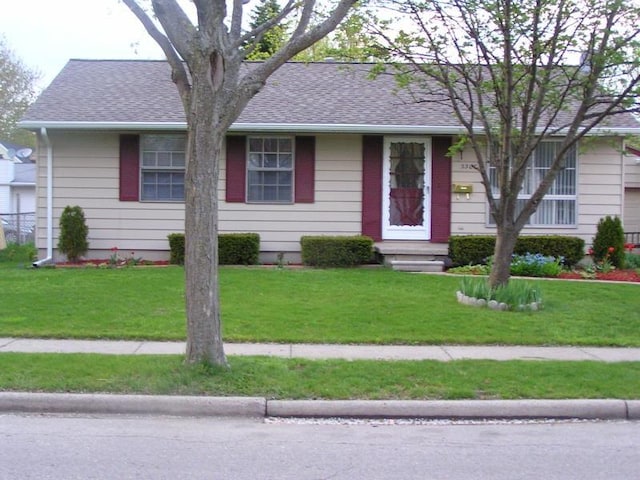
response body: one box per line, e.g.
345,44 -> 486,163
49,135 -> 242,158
389,260 -> 445,272
375,242 -> 449,272
375,241 -> 449,257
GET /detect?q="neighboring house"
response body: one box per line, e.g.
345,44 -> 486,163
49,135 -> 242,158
0,142 -> 36,243
18,59 -> 640,265
0,142 -> 36,215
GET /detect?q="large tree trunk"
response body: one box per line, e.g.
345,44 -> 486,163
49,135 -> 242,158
184,72 -> 228,366
489,226 -> 519,288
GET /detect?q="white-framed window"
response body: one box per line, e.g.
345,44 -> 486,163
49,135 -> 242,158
489,141 -> 577,226
140,134 -> 186,201
247,136 -> 294,203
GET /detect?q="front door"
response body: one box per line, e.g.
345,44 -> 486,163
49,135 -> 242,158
382,137 -> 431,240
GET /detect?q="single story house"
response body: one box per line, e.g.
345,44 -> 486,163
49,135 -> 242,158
19,60 -> 640,266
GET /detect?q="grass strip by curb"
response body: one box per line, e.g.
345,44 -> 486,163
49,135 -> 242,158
1,353 -> 639,400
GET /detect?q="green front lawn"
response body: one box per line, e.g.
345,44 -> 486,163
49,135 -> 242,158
1,353 -> 638,399
1,264 -> 639,346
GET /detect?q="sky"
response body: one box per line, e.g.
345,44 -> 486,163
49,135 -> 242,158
2,0 -> 166,91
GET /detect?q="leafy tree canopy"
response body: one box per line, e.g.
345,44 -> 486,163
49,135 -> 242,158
0,37 -> 39,147
374,0 -> 640,286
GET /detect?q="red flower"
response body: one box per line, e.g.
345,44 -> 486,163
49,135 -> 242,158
608,246 -> 615,253
625,243 -> 635,252
588,248 -> 594,256
111,246 -> 118,252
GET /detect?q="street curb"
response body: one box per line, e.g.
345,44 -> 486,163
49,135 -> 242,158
0,393 -> 638,420
267,399 -> 633,420
0,392 -> 266,417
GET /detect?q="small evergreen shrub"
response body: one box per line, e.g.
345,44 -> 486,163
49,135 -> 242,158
167,233 -> 185,265
219,233 -> 260,265
591,216 -> 625,268
448,235 -> 584,267
57,205 -> 89,262
301,235 -> 374,267
167,232 -> 260,265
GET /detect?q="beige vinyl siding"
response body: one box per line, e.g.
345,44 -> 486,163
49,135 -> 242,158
35,131 -> 185,261
219,134 -> 363,255
36,132 -> 363,261
449,138 -> 624,245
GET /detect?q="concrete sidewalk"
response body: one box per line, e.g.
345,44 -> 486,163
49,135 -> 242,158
2,337 -> 640,362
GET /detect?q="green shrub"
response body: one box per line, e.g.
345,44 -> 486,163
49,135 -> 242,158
167,233 -> 185,265
591,216 -> 625,268
57,205 -> 89,262
301,235 -> 374,267
448,236 -> 495,266
448,235 -> 584,267
167,232 -> 260,265
514,236 -> 584,267
219,233 -> 260,265
625,252 -> 640,269
0,242 -> 37,263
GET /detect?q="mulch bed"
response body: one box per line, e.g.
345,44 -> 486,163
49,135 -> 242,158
558,270 -> 640,282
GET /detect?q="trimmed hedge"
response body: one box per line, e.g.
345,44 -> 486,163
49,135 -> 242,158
167,233 -> 260,265
219,233 -> 260,265
301,235 -> 374,267
448,235 -> 585,267
167,233 -> 185,265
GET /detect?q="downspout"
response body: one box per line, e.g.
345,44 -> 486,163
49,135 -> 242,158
33,127 -> 53,267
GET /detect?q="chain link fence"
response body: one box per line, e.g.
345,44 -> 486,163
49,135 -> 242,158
0,212 -> 36,245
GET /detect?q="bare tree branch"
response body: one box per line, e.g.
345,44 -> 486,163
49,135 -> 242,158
122,0 -> 192,108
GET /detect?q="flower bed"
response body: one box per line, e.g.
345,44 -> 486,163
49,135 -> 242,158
56,259 -> 170,268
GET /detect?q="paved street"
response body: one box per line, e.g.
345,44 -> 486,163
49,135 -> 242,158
1,414 -> 638,479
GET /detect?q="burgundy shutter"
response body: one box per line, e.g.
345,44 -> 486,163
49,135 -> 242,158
295,136 -> 315,203
430,136 -> 452,243
361,135 -> 383,241
225,135 -> 246,203
119,134 -> 140,201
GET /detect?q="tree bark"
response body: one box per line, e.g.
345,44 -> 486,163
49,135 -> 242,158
123,0 -> 357,367
184,70 -> 228,366
489,227 -> 519,288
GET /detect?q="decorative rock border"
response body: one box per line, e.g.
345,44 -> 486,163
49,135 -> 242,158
456,291 -> 541,311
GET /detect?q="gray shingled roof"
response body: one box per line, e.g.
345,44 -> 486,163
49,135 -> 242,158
21,59 -> 640,133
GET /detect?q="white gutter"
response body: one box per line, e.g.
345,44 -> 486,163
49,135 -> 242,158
18,120 -> 640,136
32,127 -> 53,268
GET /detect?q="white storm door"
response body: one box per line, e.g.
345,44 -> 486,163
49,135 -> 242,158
382,137 -> 431,240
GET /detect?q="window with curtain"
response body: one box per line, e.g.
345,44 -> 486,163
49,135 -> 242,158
489,142 -> 577,226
